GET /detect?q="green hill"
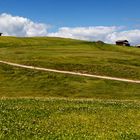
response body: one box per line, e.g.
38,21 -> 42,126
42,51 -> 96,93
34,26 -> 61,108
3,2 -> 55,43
0,37 -> 139,99
0,37 -> 140,139
0,37 -> 140,79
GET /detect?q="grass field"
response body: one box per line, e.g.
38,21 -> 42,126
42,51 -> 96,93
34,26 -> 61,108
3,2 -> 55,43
0,64 -> 140,100
0,37 -> 140,80
0,37 -> 140,139
0,98 -> 140,140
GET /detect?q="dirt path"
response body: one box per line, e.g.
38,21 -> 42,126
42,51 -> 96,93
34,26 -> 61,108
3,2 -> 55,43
0,60 -> 140,84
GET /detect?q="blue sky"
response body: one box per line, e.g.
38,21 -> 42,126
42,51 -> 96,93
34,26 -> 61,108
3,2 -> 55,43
0,0 -> 140,44
1,0 -> 140,28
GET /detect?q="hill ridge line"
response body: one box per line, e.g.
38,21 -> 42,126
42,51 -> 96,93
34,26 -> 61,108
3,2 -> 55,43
0,60 -> 140,84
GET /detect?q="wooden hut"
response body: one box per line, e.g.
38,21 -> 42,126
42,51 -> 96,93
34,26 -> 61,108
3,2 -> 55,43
136,44 -> 140,48
116,40 -> 130,46
96,40 -> 105,44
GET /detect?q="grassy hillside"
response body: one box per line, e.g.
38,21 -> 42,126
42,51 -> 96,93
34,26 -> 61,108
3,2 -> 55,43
0,37 -> 139,99
0,37 -> 140,99
0,64 -> 140,100
0,36 -> 140,80
0,37 -> 140,139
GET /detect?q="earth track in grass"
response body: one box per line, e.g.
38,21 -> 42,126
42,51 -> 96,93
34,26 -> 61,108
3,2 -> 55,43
0,60 -> 140,83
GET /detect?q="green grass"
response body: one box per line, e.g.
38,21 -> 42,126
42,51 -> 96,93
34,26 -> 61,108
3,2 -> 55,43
0,37 -> 140,139
0,98 -> 140,140
0,37 -> 139,99
0,64 -> 140,100
0,36 -> 140,80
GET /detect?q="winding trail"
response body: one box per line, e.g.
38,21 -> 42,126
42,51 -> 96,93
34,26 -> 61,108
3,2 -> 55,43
0,60 -> 140,84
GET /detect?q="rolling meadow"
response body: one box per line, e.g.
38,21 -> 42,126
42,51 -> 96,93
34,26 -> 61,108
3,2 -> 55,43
0,37 -> 140,139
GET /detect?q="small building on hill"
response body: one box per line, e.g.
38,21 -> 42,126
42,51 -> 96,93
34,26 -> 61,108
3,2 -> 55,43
96,40 -> 105,44
0,33 -> 2,36
136,44 -> 140,48
116,40 -> 130,46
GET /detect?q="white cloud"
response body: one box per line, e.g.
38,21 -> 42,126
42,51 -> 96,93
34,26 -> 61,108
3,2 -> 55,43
48,26 -> 119,42
1,13 -> 140,45
0,13 -> 48,36
107,30 -> 140,45
48,26 -> 140,45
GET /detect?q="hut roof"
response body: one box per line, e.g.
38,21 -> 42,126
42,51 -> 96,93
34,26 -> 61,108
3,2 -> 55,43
116,40 -> 128,43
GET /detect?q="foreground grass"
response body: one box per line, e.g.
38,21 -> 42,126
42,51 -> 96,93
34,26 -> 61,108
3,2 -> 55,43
0,98 -> 140,140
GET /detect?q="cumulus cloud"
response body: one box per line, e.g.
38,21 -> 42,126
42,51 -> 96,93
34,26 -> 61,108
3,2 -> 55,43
1,13 -> 140,45
107,30 -> 140,45
0,13 -> 48,36
48,26 -> 119,42
48,26 -> 140,45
